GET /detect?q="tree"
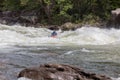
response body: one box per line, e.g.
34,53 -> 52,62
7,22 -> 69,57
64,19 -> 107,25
2,0 -> 21,11
0,0 -> 120,25
0,0 -> 4,11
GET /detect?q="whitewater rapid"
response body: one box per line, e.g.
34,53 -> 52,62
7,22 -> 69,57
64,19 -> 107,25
0,24 -> 120,47
0,24 -> 120,80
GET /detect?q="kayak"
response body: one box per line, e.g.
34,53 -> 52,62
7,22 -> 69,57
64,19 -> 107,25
51,36 -> 57,38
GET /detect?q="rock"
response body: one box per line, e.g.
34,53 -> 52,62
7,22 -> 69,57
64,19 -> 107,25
0,11 -> 20,25
18,63 -> 111,80
44,25 -> 60,30
0,10 -> 39,26
112,8 -> 120,15
61,22 -> 80,31
20,10 -> 38,25
107,8 -> 120,28
0,11 -> 81,30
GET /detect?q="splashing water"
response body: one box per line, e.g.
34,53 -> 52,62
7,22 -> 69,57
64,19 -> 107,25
0,24 -> 120,47
18,77 -> 32,80
0,24 -> 120,80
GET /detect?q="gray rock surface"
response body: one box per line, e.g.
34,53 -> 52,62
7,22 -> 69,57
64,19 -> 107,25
107,8 -> 120,28
18,63 -> 111,80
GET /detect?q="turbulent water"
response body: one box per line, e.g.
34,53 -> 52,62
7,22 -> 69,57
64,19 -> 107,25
0,24 -> 120,80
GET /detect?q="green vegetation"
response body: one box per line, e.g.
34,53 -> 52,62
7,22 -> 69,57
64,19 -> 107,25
0,0 -> 120,25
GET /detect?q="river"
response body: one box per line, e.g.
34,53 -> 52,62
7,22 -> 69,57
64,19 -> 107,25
0,24 -> 120,80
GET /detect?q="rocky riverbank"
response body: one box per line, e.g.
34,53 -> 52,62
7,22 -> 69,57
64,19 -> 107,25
0,8 -> 120,30
0,10 -> 79,30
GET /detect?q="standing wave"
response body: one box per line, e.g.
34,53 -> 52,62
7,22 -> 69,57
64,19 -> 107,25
0,24 -> 120,46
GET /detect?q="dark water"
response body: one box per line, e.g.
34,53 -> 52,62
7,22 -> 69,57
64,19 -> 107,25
0,45 -> 120,80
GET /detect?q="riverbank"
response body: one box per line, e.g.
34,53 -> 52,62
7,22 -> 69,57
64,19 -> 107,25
0,8 -> 120,31
0,0 -> 120,31
0,11 -> 106,31
0,10 -> 109,31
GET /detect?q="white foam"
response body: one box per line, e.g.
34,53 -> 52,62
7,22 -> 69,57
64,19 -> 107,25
64,51 -> 73,55
18,77 -> 32,80
81,48 -> 93,52
112,77 -> 120,80
0,24 -> 120,46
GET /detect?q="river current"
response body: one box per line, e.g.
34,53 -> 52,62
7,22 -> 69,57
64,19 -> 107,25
0,24 -> 120,80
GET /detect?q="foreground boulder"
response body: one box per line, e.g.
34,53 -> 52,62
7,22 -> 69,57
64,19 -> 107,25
18,64 -> 111,80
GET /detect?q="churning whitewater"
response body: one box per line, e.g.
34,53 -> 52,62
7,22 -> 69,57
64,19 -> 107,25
0,24 -> 120,80
0,24 -> 120,46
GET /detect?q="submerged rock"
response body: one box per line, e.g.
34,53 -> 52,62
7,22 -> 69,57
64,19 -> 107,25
18,63 -> 111,80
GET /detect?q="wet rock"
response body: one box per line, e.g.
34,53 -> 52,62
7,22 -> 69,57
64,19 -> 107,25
20,10 -> 38,25
107,8 -> 120,28
44,25 -> 60,30
18,63 -> 111,80
61,22 -> 81,31
0,10 -> 39,26
0,11 -> 20,25
0,10 -> 80,30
